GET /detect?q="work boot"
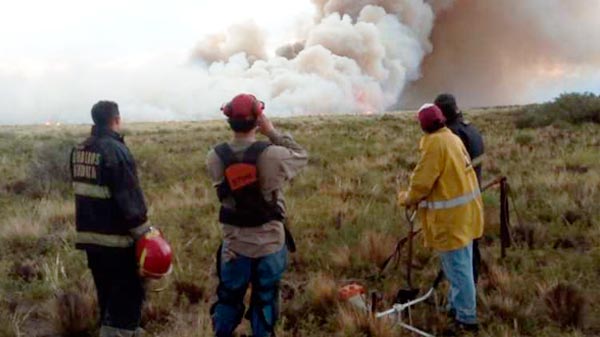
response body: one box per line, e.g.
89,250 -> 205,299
456,321 -> 479,334
440,321 -> 479,336
100,326 -> 144,337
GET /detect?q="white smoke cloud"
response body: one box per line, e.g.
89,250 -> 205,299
192,21 -> 268,64
188,1 -> 435,116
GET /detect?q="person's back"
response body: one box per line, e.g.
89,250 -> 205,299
447,118 -> 484,183
399,104 -> 482,334
206,94 -> 307,337
435,94 -> 485,185
73,127 -> 148,248
71,101 -> 150,337
435,93 -> 485,284
414,126 -> 483,250
206,133 -> 307,257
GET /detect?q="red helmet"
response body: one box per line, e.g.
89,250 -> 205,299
221,94 -> 265,120
136,228 -> 173,279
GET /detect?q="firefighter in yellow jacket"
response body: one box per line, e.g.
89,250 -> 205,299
398,104 -> 484,333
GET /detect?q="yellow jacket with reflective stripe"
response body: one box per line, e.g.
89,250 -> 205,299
400,127 -> 484,252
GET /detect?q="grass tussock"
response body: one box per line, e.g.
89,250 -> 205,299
544,283 -> 586,329
0,198 -> 73,244
357,230 -> 397,267
10,260 -> 42,283
174,280 -> 206,305
142,302 -> 173,328
329,245 -> 352,270
306,273 -> 339,316
51,282 -> 97,336
336,307 -> 395,337
24,139 -> 77,198
512,222 -> 546,250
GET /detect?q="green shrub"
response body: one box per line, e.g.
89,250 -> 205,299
514,131 -> 535,146
515,92 -> 600,129
23,138 -> 77,197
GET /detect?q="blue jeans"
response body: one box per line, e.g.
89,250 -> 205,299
211,245 -> 288,337
440,242 -> 478,325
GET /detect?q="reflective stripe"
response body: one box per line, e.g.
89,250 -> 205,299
76,232 -> 134,248
471,154 -> 486,167
419,189 -> 481,210
100,326 -> 142,337
73,182 -> 111,199
130,223 -> 152,238
139,248 -> 148,269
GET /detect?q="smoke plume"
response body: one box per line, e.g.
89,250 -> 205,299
189,0 -> 435,116
192,21 -> 268,64
404,0 -> 600,107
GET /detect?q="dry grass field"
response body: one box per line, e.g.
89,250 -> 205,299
0,104 -> 599,336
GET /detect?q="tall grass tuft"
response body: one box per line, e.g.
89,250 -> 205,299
51,281 -> 98,336
174,281 -> 206,305
306,273 -> 338,317
336,306 -> 395,337
544,283 -> 587,329
23,138 -> 76,198
357,230 -> 396,267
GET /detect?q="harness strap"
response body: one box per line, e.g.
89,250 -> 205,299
214,143 -> 237,167
214,141 -> 271,166
242,141 -> 271,163
214,141 -> 279,228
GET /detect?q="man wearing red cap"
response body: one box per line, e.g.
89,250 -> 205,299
206,94 -> 308,337
398,104 -> 484,333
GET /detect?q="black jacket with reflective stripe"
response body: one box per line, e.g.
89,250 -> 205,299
446,115 -> 485,185
70,127 -> 148,250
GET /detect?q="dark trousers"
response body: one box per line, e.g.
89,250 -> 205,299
472,239 -> 481,284
86,248 -> 145,331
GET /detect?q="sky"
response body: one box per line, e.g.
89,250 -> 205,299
0,0 -> 313,61
0,0 -> 315,124
0,0 -> 599,124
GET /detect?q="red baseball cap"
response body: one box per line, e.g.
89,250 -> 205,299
221,94 -> 264,120
418,103 -> 446,132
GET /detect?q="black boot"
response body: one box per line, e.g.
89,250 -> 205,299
440,320 -> 479,336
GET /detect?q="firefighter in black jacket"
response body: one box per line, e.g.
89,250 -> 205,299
435,94 -> 485,283
71,101 -> 150,337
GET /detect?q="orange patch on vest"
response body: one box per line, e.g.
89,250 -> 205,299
225,163 -> 258,191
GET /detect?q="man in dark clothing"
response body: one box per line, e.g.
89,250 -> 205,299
71,101 -> 151,337
434,94 -> 485,184
435,94 -> 485,284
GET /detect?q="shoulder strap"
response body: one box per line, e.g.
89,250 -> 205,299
214,143 -> 237,168
242,141 -> 271,164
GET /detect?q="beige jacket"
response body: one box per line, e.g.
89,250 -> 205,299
206,129 -> 308,258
